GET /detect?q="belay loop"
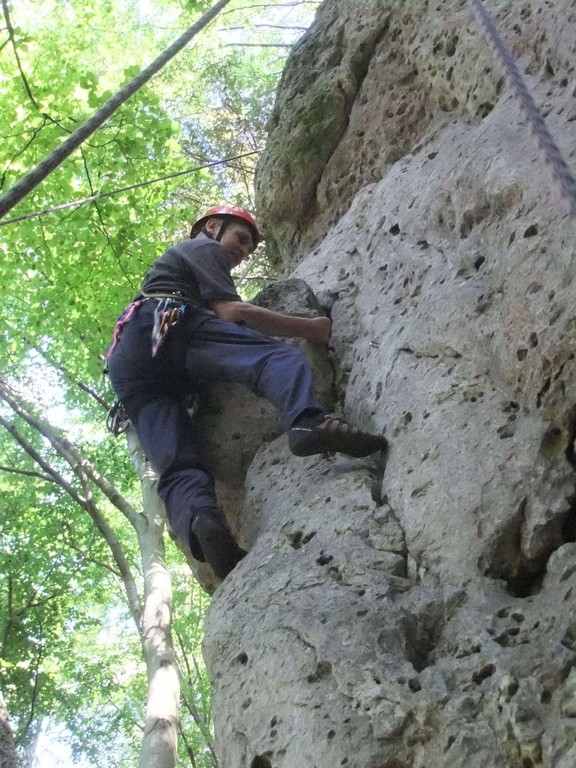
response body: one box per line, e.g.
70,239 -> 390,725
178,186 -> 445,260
106,400 -> 130,437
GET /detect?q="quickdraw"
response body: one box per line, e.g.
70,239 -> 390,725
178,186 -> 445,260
151,298 -> 187,357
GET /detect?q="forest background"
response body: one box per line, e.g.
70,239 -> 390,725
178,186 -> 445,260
0,1 -> 318,765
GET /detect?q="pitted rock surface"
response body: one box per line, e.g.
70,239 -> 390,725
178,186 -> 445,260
256,0 -> 576,269
205,0 -> 576,766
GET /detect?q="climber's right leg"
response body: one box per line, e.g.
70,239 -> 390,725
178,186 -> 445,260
186,315 -> 387,458
184,314 -> 324,429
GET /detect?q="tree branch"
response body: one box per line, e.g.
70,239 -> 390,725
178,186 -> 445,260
1,0 -> 38,109
0,381 -> 143,626
0,464 -> 56,484
60,532 -> 122,578
224,24 -> 308,31
0,378 -> 141,528
28,342 -> 110,410
222,42 -> 294,47
0,414 -> 87,507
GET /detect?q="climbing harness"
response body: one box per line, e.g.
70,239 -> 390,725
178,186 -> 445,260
104,295 -> 187,435
469,0 -> 576,217
105,294 -> 188,362
151,297 -> 187,357
104,302 -> 142,436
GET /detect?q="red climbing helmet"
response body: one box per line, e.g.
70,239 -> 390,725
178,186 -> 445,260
191,205 -> 262,247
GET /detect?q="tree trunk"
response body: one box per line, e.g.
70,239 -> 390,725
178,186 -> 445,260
127,431 -> 180,768
0,690 -> 17,768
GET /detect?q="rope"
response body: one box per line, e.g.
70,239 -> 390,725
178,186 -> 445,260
0,150 -> 261,227
0,0 -> 233,220
468,0 -> 576,217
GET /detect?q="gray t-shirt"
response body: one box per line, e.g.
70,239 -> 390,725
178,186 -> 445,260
140,238 -> 241,307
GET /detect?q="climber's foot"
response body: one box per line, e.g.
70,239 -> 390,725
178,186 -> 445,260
288,416 -> 387,458
190,508 -> 247,580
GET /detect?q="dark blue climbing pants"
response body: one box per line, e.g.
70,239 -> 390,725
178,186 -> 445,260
106,301 -> 324,545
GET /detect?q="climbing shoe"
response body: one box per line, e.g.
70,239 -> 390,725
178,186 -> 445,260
190,508 -> 247,580
288,416 -> 387,458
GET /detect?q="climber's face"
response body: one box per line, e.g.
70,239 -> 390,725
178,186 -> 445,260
208,219 -> 256,267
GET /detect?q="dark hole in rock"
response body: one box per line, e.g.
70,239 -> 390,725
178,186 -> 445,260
505,570 -> 545,598
288,530 -> 304,549
288,530 -> 316,549
478,102 -> 494,117
307,661 -> 332,684
562,501 -> 576,543
235,652 -> 249,665
472,663 -> 496,684
536,376 -> 551,407
524,224 -> 539,237
251,756 -> 273,768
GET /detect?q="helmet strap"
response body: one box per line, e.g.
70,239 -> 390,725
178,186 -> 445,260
214,218 -> 228,242
201,217 -> 228,242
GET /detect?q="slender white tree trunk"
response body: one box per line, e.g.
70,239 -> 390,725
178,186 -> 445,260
127,431 -> 181,768
0,690 -> 17,768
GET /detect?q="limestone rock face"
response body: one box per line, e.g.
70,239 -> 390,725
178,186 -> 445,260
204,0 -> 576,766
256,0 -> 576,270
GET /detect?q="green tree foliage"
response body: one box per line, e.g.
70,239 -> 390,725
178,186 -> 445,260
0,397 -> 137,765
0,0 -> 318,764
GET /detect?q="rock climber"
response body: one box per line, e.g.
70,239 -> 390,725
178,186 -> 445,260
105,205 -> 387,580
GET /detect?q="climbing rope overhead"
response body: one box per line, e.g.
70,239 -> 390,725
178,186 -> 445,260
0,0 -> 232,220
469,0 -> 576,217
0,151 -> 260,228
